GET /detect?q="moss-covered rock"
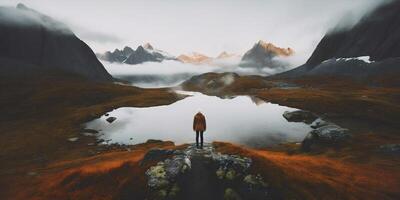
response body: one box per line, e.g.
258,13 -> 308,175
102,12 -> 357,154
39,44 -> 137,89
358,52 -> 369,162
216,167 -> 225,179
146,164 -> 169,189
168,183 -> 180,198
243,174 -> 268,188
225,169 -> 236,180
224,188 -> 242,200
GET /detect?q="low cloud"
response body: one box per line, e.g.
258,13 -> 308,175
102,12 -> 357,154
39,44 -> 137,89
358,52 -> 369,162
327,0 -> 393,33
0,4 -> 74,35
102,58 -> 295,88
70,24 -> 123,44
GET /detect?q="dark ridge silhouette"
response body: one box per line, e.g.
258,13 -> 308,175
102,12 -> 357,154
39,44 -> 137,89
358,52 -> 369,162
0,3 -> 113,82
275,1 -> 400,84
306,1 -> 400,66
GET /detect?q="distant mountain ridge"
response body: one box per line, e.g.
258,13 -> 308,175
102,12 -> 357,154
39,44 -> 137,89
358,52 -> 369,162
177,52 -> 212,64
98,43 -> 176,65
217,51 -> 240,59
0,3 -> 113,81
177,52 -> 240,65
240,40 -> 294,69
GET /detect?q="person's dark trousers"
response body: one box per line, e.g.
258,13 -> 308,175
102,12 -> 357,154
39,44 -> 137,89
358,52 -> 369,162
196,131 -> 204,148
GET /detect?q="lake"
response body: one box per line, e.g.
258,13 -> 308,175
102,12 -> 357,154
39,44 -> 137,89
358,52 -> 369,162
85,91 -> 312,147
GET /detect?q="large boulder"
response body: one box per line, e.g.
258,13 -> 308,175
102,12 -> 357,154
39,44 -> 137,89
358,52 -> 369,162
283,110 -> 318,124
140,148 -> 177,166
145,153 -> 191,199
106,117 -> 117,123
378,144 -> 400,155
302,123 -> 350,151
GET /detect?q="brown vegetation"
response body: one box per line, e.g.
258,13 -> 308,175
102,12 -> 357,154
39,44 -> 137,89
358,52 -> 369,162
257,77 -> 400,126
1,71 -> 399,199
214,142 -> 400,200
0,73 -> 182,199
7,141 -> 177,200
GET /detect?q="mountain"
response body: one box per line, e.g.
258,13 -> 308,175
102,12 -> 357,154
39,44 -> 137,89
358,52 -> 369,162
216,51 -> 240,59
177,51 -> 240,65
98,43 -> 176,65
276,1 -> 400,83
216,51 -> 231,59
240,40 -> 294,68
177,52 -> 212,64
0,3 -> 113,82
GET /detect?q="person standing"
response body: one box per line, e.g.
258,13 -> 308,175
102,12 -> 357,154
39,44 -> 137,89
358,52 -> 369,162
193,111 -> 206,149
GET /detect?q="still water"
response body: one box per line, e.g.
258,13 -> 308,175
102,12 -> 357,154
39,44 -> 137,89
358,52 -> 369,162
85,91 -> 311,147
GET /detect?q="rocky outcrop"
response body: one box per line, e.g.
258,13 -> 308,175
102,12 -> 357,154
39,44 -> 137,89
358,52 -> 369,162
283,110 -> 318,124
181,72 -> 240,93
302,118 -> 350,151
141,148 -> 178,166
283,111 -> 351,151
181,72 -> 272,97
106,117 -> 116,123
240,40 -> 294,69
378,144 -> 400,155
0,4 -> 113,81
98,43 -> 176,65
146,152 -> 191,193
145,144 -> 274,200
276,1 -> 400,84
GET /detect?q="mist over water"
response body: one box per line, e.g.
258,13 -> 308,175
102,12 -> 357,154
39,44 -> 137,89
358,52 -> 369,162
103,60 -> 291,88
86,91 -> 312,147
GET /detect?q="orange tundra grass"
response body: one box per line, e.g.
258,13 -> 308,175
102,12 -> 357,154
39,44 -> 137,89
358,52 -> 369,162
213,142 -> 400,200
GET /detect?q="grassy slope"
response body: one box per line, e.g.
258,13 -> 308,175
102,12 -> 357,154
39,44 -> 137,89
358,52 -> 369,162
182,74 -> 400,199
8,140 -> 399,200
0,73 -> 183,199
183,74 -> 400,157
1,72 -> 399,199
256,77 -> 400,126
183,74 -> 400,125
214,142 -> 400,200
9,141 -> 178,200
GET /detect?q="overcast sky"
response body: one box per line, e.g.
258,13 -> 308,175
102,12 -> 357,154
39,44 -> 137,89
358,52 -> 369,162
1,0 -> 389,63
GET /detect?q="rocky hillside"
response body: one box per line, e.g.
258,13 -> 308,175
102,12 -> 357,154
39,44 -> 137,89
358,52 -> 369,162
306,1 -> 400,66
181,72 -> 273,96
276,1 -> 400,84
0,4 -> 113,82
98,43 -> 176,65
240,40 -> 294,69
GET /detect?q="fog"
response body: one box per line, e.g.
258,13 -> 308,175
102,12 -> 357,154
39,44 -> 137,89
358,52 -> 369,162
85,91 -> 312,147
0,4 -> 72,35
103,58 -> 288,88
1,0 -> 391,64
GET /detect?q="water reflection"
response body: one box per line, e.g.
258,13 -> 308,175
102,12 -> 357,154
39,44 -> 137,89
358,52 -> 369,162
85,91 -> 311,147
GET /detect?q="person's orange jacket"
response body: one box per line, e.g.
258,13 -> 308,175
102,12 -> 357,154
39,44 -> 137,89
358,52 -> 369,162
193,112 -> 206,132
